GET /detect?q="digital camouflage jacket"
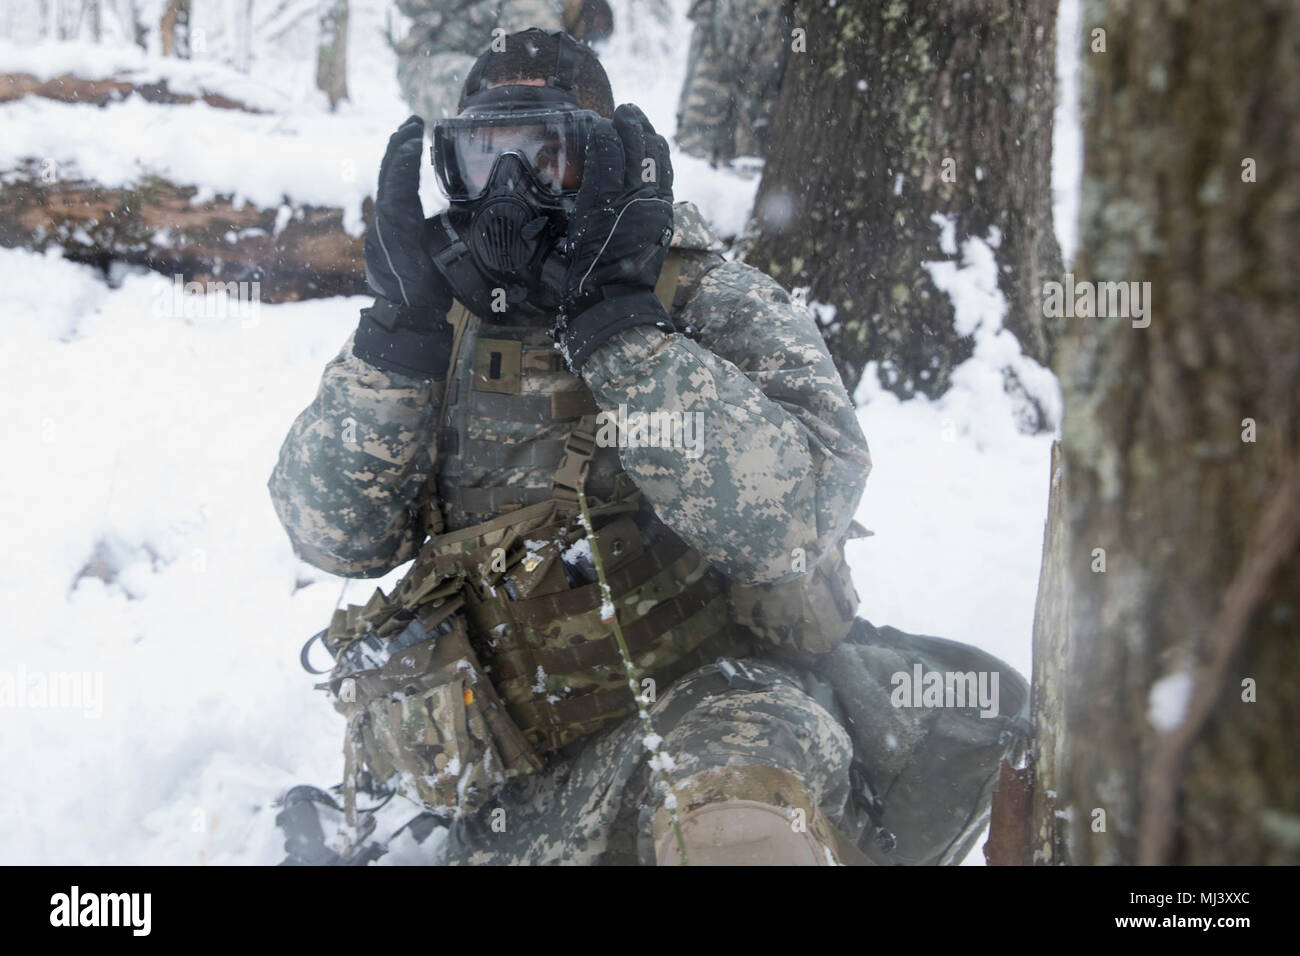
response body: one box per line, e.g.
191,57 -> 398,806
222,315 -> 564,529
269,201 -> 871,590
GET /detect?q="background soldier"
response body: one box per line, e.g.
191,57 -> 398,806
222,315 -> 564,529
394,0 -> 612,124
674,0 -> 793,164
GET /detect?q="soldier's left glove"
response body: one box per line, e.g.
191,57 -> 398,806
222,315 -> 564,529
552,104 -> 675,370
354,115 -> 455,380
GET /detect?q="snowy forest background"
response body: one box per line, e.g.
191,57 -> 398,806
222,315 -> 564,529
7,0 -> 1288,867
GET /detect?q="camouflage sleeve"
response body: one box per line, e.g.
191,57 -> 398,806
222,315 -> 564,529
675,0 -> 791,162
578,261 -> 871,586
268,332 -> 442,578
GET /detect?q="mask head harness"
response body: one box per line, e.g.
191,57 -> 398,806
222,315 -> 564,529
430,30 -> 595,319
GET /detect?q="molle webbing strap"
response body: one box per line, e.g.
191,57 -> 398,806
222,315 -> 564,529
439,483 -> 554,516
426,498 -> 559,552
409,302 -> 472,532
551,389 -> 601,419
460,436 -> 568,472
467,390 -> 598,423
500,537 -> 693,631
488,578 -> 724,680
510,625 -> 750,752
440,302 -> 473,414
436,300 -> 478,465
421,480 -> 639,558
522,347 -> 563,372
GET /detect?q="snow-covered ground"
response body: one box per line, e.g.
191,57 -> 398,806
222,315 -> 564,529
0,0 -> 1076,864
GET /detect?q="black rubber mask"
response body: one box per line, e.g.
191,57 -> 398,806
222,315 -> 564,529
462,150 -> 570,311
428,191 -> 570,321
429,29 -> 596,320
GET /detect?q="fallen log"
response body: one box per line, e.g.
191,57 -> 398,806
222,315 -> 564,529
0,159 -> 369,302
0,71 -> 265,112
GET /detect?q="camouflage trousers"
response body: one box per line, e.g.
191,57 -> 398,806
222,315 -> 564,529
425,655 -> 855,865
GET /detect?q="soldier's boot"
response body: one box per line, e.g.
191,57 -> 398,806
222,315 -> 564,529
651,764 -> 862,866
275,785 -> 386,866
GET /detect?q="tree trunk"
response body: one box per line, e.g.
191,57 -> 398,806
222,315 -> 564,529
86,0 -> 101,41
1027,0 -> 1300,865
748,0 -> 1061,403
232,0 -> 255,73
316,0 -> 349,111
119,0 -> 148,51
161,0 -> 191,58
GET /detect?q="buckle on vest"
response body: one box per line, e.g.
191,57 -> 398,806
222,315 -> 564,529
551,415 -> 598,506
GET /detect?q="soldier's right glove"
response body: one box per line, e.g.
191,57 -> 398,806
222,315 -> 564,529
354,115 -> 455,380
552,104 -> 676,370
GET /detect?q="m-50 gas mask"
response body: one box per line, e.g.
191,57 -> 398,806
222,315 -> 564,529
428,35 -> 597,320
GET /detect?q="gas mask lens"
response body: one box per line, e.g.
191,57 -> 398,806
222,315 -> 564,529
433,108 -> 595,203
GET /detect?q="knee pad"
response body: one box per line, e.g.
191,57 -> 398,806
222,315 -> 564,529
651,764 -> 864,866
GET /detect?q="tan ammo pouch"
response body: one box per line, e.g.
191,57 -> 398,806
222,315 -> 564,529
329,614 -> 542,820
726,532 -> 863,661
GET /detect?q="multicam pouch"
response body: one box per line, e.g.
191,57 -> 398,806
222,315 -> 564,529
320,577 -> 542,822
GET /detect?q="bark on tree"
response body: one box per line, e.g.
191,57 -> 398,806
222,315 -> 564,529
85,0 -> 102,42
118,0 -> 148,50
748,0 -> 1062,405
316,0 -> 349,111
1026,0 -> 1300,865
161,0 -> 191,58
232,0 -> 255,73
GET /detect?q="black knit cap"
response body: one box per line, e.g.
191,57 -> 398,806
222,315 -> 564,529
458,28 -> 611,114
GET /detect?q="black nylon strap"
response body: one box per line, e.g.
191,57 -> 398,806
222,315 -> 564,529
299,629 -> 333,675
550,30 -> 582,90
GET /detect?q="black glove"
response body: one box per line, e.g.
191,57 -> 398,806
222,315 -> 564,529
553,104 -> 676,369
354,115 -> 455,379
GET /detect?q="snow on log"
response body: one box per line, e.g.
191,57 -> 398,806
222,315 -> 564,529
0,72 -> 363,303
0,158 -> 368,302
0,71 -> 265,112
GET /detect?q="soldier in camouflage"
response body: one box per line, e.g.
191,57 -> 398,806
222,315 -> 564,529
271,29 -> 1025,865
674,0 -> 792,164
